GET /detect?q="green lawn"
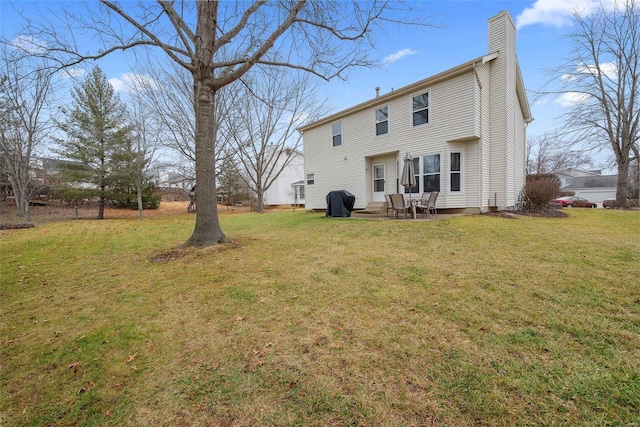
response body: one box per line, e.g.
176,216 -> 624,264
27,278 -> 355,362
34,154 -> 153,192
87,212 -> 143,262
1,208 -> 639,426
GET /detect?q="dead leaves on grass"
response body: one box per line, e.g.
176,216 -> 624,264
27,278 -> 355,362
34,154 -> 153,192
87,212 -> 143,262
245,342 -> 274,368
151,240 -> 243,263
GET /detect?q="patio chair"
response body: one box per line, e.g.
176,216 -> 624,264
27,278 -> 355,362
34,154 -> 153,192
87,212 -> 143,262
389,193 -> 410,218
426,191 -> 439,218
384,194 -> 393,217
414,192 -> 432,218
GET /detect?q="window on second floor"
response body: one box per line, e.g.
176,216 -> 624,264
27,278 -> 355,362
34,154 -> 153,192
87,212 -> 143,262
412,92 -> 429,127
306,173 -> 315,185
375,106 -> 388,136
331,121 -> 342,147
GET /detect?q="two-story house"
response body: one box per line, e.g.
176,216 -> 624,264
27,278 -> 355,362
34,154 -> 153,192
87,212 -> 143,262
300,11 -> 532,213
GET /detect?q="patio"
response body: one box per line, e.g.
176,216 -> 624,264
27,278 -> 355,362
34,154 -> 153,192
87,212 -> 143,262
350,208 -> 463,221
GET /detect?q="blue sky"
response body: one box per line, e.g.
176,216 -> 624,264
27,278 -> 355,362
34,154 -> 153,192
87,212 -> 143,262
0,0 -> 616,166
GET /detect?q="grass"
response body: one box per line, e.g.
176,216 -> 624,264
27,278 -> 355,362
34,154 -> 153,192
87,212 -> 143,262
1,205 -> 639,426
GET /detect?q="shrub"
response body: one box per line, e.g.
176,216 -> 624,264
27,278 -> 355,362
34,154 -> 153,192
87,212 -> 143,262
522,174 -> 561,212
110,183 -> 161,210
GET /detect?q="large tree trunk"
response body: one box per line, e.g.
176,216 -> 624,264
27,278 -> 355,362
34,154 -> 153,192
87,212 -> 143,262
256,188 -> 265,214
615,157 -> 630,208
9,176 -> 30,221
186,79 -> 228,247
98,184 -> 105,219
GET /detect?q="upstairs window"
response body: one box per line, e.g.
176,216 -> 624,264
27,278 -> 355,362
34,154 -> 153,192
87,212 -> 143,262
306,173 -> 315,185
412,92 -> 429,126
332,122 -> 342,147
375,106 -> 389,135
450,152 -> 462,192
423,154 -> 440,192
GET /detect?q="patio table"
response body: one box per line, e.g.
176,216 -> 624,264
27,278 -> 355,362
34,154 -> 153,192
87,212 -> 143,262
404,198 -> 418,219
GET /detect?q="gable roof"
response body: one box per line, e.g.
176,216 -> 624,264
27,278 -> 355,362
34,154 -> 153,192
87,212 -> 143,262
556,167 -> 602,178
299,52 -> 533,133
562,175 -> 618,189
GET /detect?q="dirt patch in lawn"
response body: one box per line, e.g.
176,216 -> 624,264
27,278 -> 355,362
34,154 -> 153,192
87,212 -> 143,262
482,208 -> 568,219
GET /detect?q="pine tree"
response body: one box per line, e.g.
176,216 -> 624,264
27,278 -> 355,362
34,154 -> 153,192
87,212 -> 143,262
56,67 -> 134,219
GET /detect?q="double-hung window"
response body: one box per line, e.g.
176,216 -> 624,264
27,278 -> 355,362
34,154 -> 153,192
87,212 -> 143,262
423,154 -> 440,192
375,106 -> 388,135
332,122 -> 342,147
403,157 -> 420,194
412,92 -> 429,126
450,152 -> 462,192
306,173 -> 315,185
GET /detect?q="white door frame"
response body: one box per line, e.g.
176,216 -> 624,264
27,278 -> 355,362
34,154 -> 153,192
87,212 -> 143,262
372,163 -> 386,202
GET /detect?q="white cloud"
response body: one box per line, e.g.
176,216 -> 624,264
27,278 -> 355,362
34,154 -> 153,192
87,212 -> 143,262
576,61 -> 617,79
516,0 -> 616,28
561,61 -> 618,82
109,73 -> 157,93
60,68 -> 87,79
554,91 -> 591,106
10,35 -> 47,54
383,48 -> 418,66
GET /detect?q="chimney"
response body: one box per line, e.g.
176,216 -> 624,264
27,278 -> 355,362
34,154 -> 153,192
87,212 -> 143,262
375,86 -> 380,97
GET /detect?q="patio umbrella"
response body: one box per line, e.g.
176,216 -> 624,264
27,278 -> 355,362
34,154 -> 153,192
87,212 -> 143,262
400,152 -> 416,203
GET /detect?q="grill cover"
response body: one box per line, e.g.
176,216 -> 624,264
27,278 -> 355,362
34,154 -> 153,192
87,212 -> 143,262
325,190 -> 356,217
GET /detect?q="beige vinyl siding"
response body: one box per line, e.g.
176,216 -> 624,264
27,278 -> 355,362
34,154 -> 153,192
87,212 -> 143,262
515,104 -> 526,201
474,62 -> 492,210
505,13 -> 518,208
445,144 -> 480,209
304,70 -> 480,210
488,11 -> 519,209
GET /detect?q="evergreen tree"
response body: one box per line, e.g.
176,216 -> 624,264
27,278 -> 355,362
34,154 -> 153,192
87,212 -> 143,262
55,67 -> 134,219
217,156 -> 246,206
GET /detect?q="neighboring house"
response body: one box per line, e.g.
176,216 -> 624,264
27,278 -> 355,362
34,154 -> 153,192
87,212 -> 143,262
555,167 -> 602,189
261,146 -> 305,207
30,157 -> 93,189
148,165 -> 194,192
300,11 -> 532,213
557,168 -> 617,203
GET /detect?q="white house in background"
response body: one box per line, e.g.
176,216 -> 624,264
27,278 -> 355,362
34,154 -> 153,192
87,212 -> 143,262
300,11 -> 532,213
556,168 -> 617,203
261,146 -> 305,207
555,167 -> 602,189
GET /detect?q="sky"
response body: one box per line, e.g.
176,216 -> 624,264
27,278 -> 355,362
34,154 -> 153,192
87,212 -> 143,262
0,0 -> 619,168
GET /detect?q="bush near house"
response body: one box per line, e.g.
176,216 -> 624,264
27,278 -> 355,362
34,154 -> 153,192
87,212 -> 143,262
522,173 -> 561,211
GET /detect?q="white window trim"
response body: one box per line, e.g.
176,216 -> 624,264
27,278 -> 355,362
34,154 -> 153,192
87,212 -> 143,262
306,173 -> 315,185
421,152 -> 442,194
331,121 -> 342,147
448,150 -> 464,195
411,90 -> 430,128
375,105 -> 389,136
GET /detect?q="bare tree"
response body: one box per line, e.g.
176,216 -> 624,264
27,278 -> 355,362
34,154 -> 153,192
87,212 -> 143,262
0,45 -> 55,222
126,91 -> 161,219
228,69 -> 323,213
132,60 -> 238,178
553,0 -> 640,207
527,132 -> 594,174
13,1 -> 430,246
